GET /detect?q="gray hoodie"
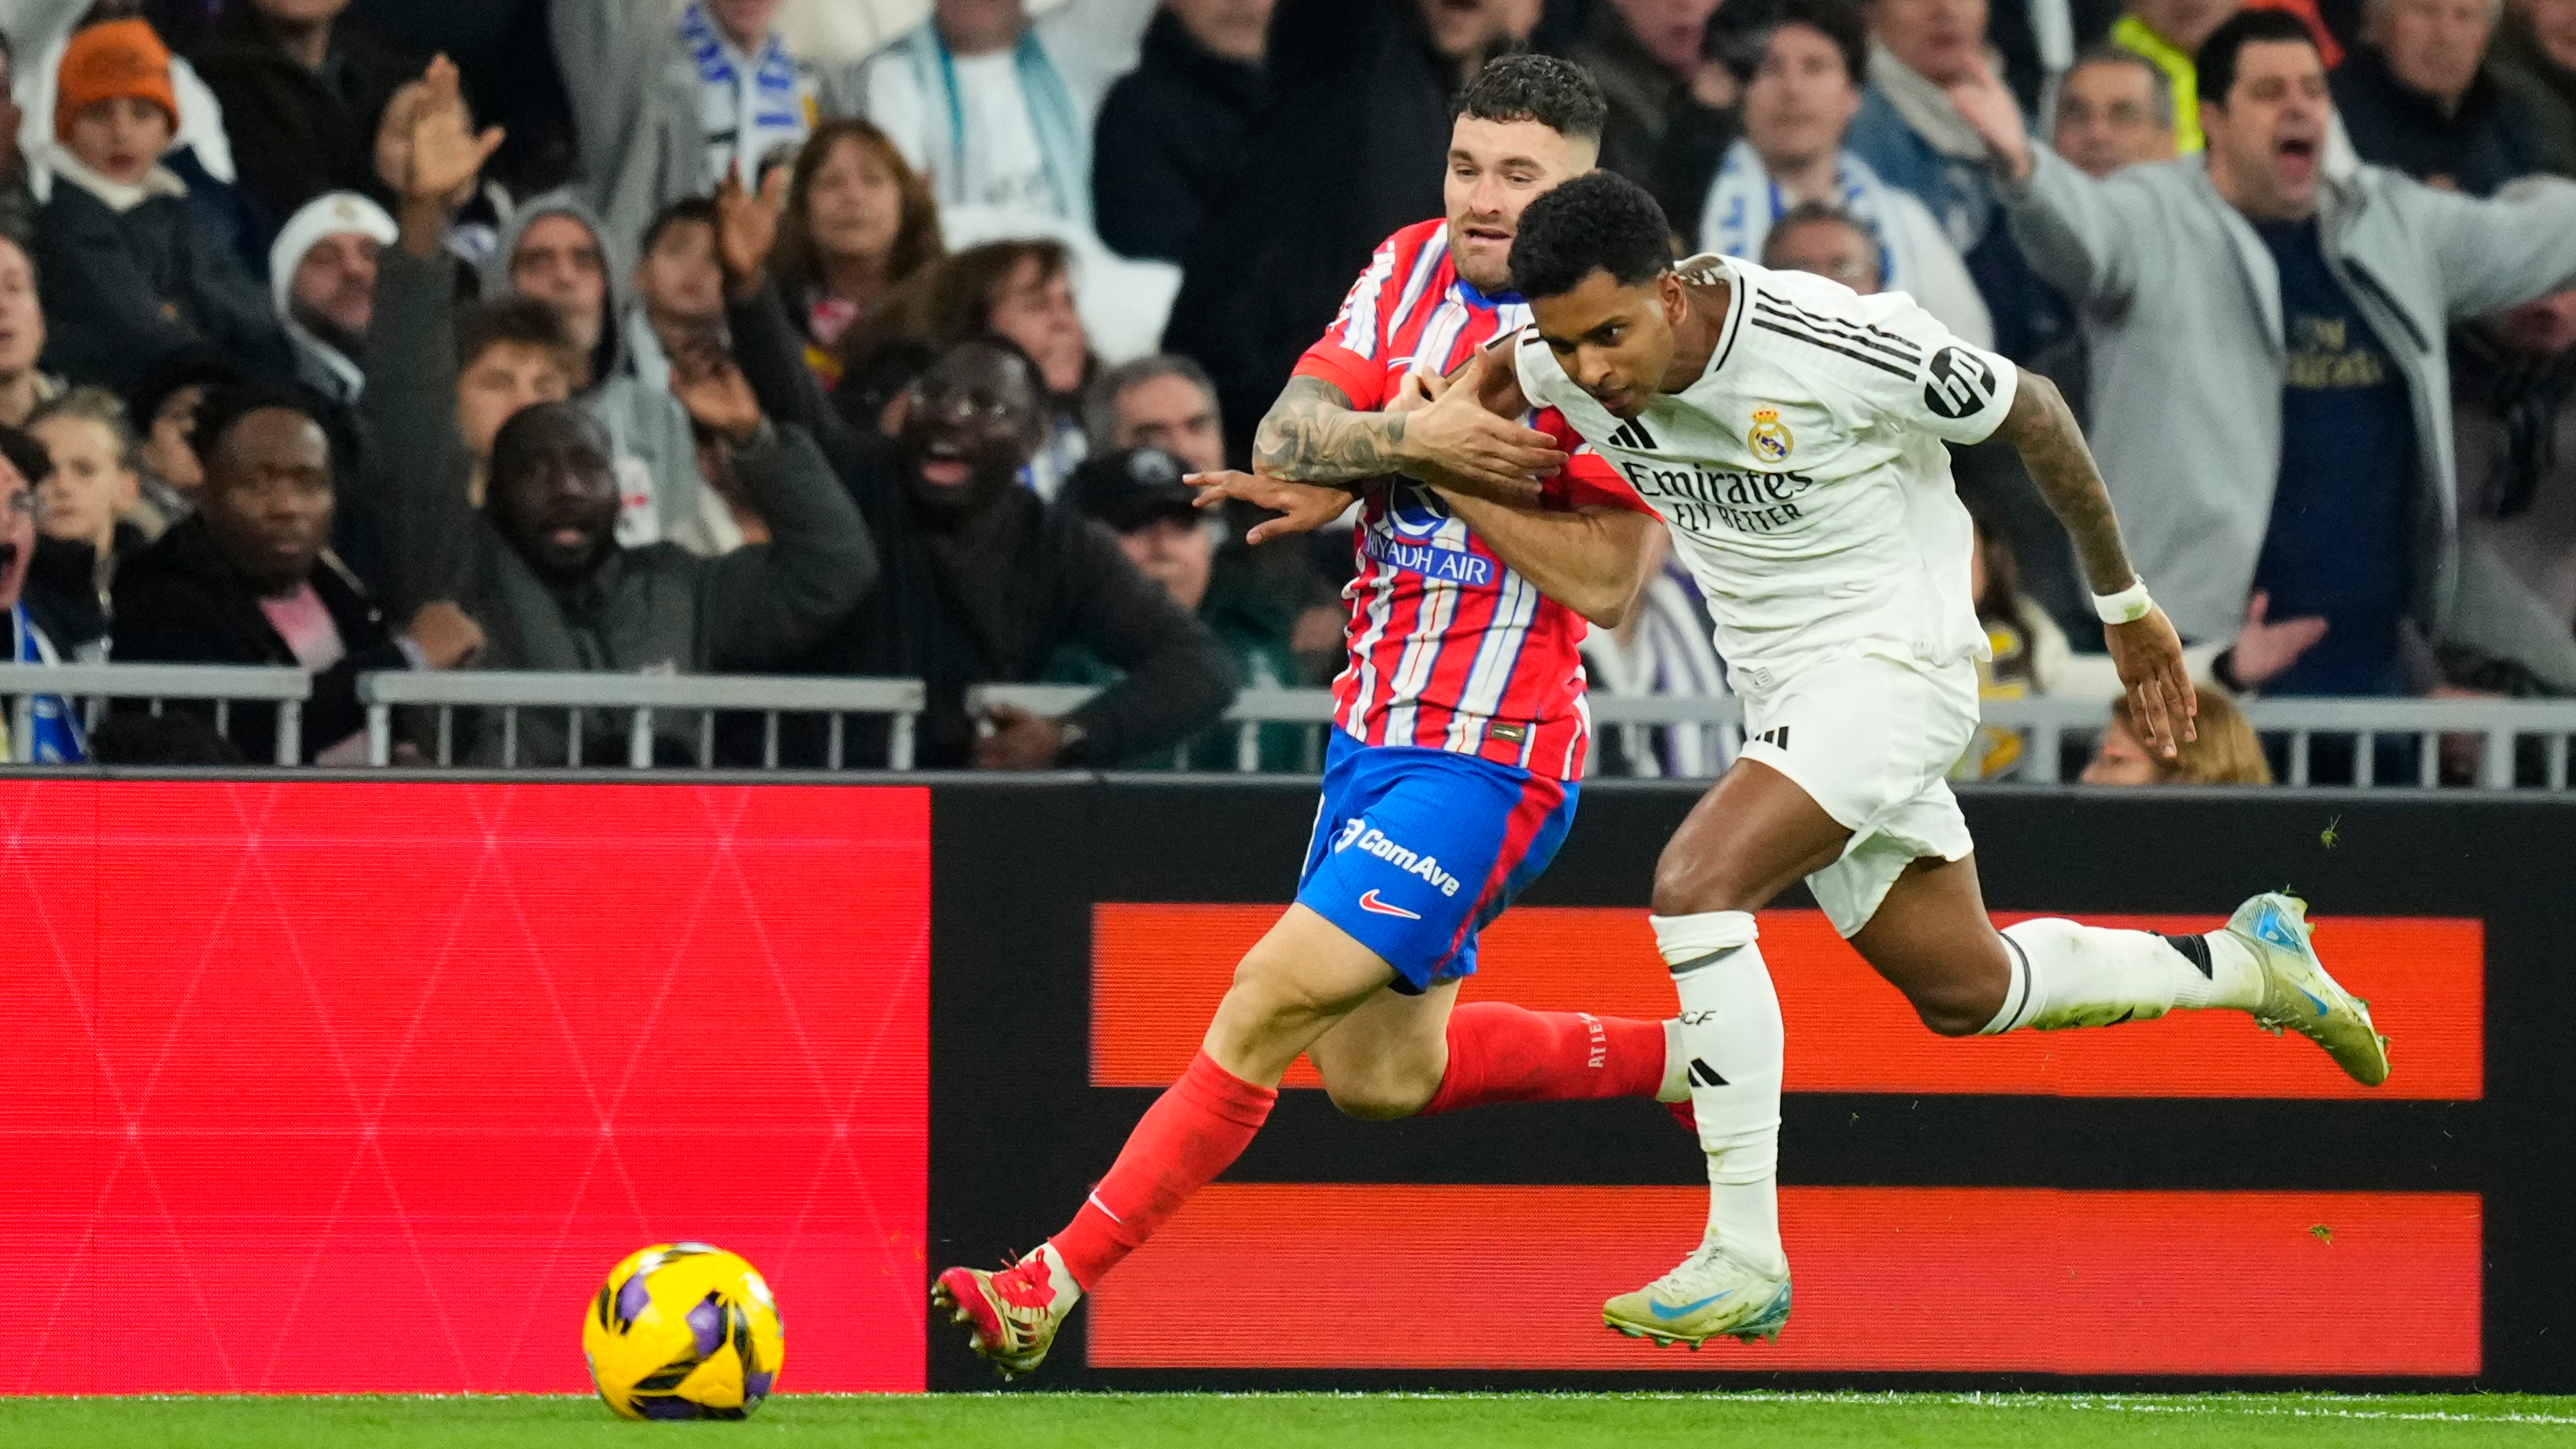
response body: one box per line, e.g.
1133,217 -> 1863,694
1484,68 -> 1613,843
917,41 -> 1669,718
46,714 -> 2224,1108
2002,149 -> 2576,690
484,190 -> 721,555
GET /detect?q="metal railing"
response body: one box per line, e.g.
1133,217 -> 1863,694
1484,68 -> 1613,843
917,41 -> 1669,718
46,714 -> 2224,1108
357,672 -> 927,770
0,662 -> 310,765
972,683 -> 2576,790
10,662 -> 2576,789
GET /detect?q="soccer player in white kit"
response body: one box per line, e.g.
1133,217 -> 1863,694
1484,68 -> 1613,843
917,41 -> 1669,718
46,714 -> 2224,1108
1393,168 -> 2395,1348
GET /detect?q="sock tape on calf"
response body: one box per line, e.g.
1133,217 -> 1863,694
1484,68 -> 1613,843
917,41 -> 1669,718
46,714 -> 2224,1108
1650,910 -> 1760,968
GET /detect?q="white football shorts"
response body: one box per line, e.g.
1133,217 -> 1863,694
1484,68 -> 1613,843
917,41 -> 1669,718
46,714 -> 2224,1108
1733,653 -> 1981,937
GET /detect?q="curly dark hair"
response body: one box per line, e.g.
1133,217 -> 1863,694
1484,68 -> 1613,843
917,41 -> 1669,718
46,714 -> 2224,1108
189,382 -> 333,465
1508,170 -> 1674,301
1455,53 -> 1608,140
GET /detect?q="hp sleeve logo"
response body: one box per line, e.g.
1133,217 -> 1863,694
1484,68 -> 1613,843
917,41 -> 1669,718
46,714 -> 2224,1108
1922,346 -> 1998,420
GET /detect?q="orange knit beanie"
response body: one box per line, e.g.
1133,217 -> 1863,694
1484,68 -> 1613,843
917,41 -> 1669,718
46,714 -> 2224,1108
55,20 -> 179,144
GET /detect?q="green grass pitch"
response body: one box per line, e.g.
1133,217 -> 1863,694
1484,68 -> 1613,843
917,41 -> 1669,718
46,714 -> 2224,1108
3,1393 -> 2570,1447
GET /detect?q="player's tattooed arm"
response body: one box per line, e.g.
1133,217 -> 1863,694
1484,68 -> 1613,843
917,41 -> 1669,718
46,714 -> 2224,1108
1252,376 -> 1411,485
1253,351 -> 1565,500
1998,367 -> 2199,755
1995,369 -> 2133,594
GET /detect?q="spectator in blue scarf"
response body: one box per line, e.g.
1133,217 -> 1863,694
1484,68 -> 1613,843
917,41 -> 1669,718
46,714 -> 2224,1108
0,425 -> 84,762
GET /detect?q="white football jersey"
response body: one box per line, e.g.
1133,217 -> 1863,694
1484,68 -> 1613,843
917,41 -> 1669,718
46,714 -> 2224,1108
1516,253 -> 2019,689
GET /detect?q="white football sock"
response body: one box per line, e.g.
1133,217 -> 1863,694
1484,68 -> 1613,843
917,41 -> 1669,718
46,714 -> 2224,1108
1653,910 -> 1786,1276
1656,1019 -> 1689,1104
1984,919 -> 2265,1034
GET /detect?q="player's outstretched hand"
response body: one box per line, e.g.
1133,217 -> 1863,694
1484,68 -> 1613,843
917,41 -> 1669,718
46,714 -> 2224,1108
1191,469 -> 1355,544
2107,605 -> 2199,758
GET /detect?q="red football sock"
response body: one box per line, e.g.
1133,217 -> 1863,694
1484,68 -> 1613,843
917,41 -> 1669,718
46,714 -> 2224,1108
1047,1050 -> 1276,1291
1417,1003 -> 1668,1116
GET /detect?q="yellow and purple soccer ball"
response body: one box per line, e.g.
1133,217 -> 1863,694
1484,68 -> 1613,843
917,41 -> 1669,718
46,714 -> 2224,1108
583,1242 -> 784,1420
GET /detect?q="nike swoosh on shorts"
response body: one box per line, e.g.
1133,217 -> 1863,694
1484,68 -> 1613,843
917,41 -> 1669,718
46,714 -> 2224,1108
1357,890 -> 1422,920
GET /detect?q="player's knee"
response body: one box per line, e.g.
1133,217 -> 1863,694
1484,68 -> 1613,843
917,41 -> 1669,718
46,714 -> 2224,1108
1650,857 -> 1754,918
1905,981 -> 1994,1038
1321,1075 -> 1433,1121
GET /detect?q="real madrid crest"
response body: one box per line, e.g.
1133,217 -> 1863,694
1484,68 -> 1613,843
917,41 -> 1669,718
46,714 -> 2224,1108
1747,407 -> 1793,465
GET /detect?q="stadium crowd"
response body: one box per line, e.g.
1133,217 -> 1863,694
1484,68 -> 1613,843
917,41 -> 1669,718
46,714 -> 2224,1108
0,0 -> 2570,783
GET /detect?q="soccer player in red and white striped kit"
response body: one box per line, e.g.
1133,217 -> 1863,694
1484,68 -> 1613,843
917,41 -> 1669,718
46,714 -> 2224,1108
933,56 -> 1686,1374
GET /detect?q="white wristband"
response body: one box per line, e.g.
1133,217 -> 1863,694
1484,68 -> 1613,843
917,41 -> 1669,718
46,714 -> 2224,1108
2092,577 -> 2154,625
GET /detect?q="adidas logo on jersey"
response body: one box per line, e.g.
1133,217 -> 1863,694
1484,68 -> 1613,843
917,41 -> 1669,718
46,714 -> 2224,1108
1332,818 -> 1464,897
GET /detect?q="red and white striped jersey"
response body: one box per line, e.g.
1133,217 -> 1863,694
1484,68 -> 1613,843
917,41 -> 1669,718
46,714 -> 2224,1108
1292,219 -> 1652,780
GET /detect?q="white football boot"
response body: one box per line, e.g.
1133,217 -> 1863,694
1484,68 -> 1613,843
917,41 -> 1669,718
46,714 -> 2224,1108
2227,892 -> 2391,1087
1604,1237 -> 1792,1348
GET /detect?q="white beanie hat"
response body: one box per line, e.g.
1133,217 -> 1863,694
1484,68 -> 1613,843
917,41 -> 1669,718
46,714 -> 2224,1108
268,191 -> 400,317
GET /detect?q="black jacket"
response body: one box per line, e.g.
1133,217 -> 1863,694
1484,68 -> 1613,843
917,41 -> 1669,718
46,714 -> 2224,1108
2332,47 -> 2551,197
190,8 -> 423,249
1092,10 -> 1267,264
791,461 -> 1240,769
110,515 -> 409,762
21,524 -> 149,662
34,178 -> 294,394
1163,0 -> 1465,464
720,274 -> 1237,768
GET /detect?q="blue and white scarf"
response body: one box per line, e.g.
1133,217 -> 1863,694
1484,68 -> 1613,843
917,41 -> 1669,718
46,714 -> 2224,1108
6,602 -> 84,764
1701,140 -> 1914,292
680,2 -> 811,185
893,23 -> 1090,225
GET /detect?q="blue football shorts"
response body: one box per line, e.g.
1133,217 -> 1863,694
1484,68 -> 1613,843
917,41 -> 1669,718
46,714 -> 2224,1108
1294,731 -> 1581,994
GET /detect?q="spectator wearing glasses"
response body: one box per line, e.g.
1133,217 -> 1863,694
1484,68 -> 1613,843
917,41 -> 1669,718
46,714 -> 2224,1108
2032,48 -> 2183,431
790,337 -> 1234,770
2054,46 -> 2181,180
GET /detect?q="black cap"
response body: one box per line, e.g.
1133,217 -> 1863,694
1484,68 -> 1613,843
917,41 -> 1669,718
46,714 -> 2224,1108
1062,447 -> 1199,533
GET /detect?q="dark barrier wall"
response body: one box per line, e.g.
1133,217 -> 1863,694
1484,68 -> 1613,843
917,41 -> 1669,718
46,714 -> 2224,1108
933,779 -> 2571,1393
